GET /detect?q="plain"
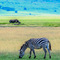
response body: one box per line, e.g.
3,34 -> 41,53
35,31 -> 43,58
0,16 -> 60,27
0,27 -> 60,60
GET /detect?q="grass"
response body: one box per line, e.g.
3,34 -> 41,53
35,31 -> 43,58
0,15 -> 60,60
0,27 -> 60,60
0,52 -> 60,60
0,16 -> 60,27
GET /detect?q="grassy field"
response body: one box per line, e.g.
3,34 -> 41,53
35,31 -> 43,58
0,52 -> 60,60
0,16 -> 60,27
0,16 -> 60,60
0,27 -> 60,60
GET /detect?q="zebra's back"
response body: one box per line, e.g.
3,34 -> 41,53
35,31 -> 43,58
27,38 -> 49,49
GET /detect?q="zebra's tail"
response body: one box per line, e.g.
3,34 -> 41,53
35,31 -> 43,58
49,41 -> 52,51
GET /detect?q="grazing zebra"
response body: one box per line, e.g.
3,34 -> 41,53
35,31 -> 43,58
19,38 -> 51,59
9,19 -> 21,25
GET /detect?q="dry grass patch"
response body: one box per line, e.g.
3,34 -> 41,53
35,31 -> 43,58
0,27 -> 60,53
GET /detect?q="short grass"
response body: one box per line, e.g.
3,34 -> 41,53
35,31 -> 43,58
0,52 -> 60,60
0,16 -> 60,27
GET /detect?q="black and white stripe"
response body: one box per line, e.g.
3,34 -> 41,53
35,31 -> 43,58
19,37 -> 51,59
30,38 -> 49,46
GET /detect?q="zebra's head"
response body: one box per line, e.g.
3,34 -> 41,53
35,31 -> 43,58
19,44 -> 28,58
19,49 -> 24,58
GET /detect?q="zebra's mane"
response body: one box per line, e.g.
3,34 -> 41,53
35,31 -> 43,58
20,44 -> 25,50
20,41 -> 28,50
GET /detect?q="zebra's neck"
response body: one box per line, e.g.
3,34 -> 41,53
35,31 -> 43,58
22,44 -> 28,52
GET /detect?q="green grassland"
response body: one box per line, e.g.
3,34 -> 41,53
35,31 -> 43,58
0,52 -> 60,60
0,16 -> 60,27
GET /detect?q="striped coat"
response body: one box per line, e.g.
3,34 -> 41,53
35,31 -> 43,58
19,38 -> 51,59
26,38 -> 50,49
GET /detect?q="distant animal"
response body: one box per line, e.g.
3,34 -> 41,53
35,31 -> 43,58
9,19 -> 21,25
19,38 -> 51,59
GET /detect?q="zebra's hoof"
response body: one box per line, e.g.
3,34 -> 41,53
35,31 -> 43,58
19,56 -> 22,58
49,56 -> 51,59
44,56 -> 46,59
29,56 -> 31,59
34,56 -> 36,59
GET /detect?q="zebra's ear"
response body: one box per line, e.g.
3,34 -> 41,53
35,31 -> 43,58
20,50 -> 23,53
18,50 -> 23,52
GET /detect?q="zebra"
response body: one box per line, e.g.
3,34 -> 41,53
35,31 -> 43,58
19,38 -> 51,59
9,19 -> 21,25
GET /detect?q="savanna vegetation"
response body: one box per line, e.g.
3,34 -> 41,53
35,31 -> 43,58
0,16 -> 60,60
0,27 -> 60,60
0,16 -> 60,27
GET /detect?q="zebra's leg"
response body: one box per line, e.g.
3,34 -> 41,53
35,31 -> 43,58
47,46 -> 51,58
47,43 -> 51,59
42,47 -> 47,59
48,49 -> 51,59
32,49 -> 36,59
29,49 -> 32,59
